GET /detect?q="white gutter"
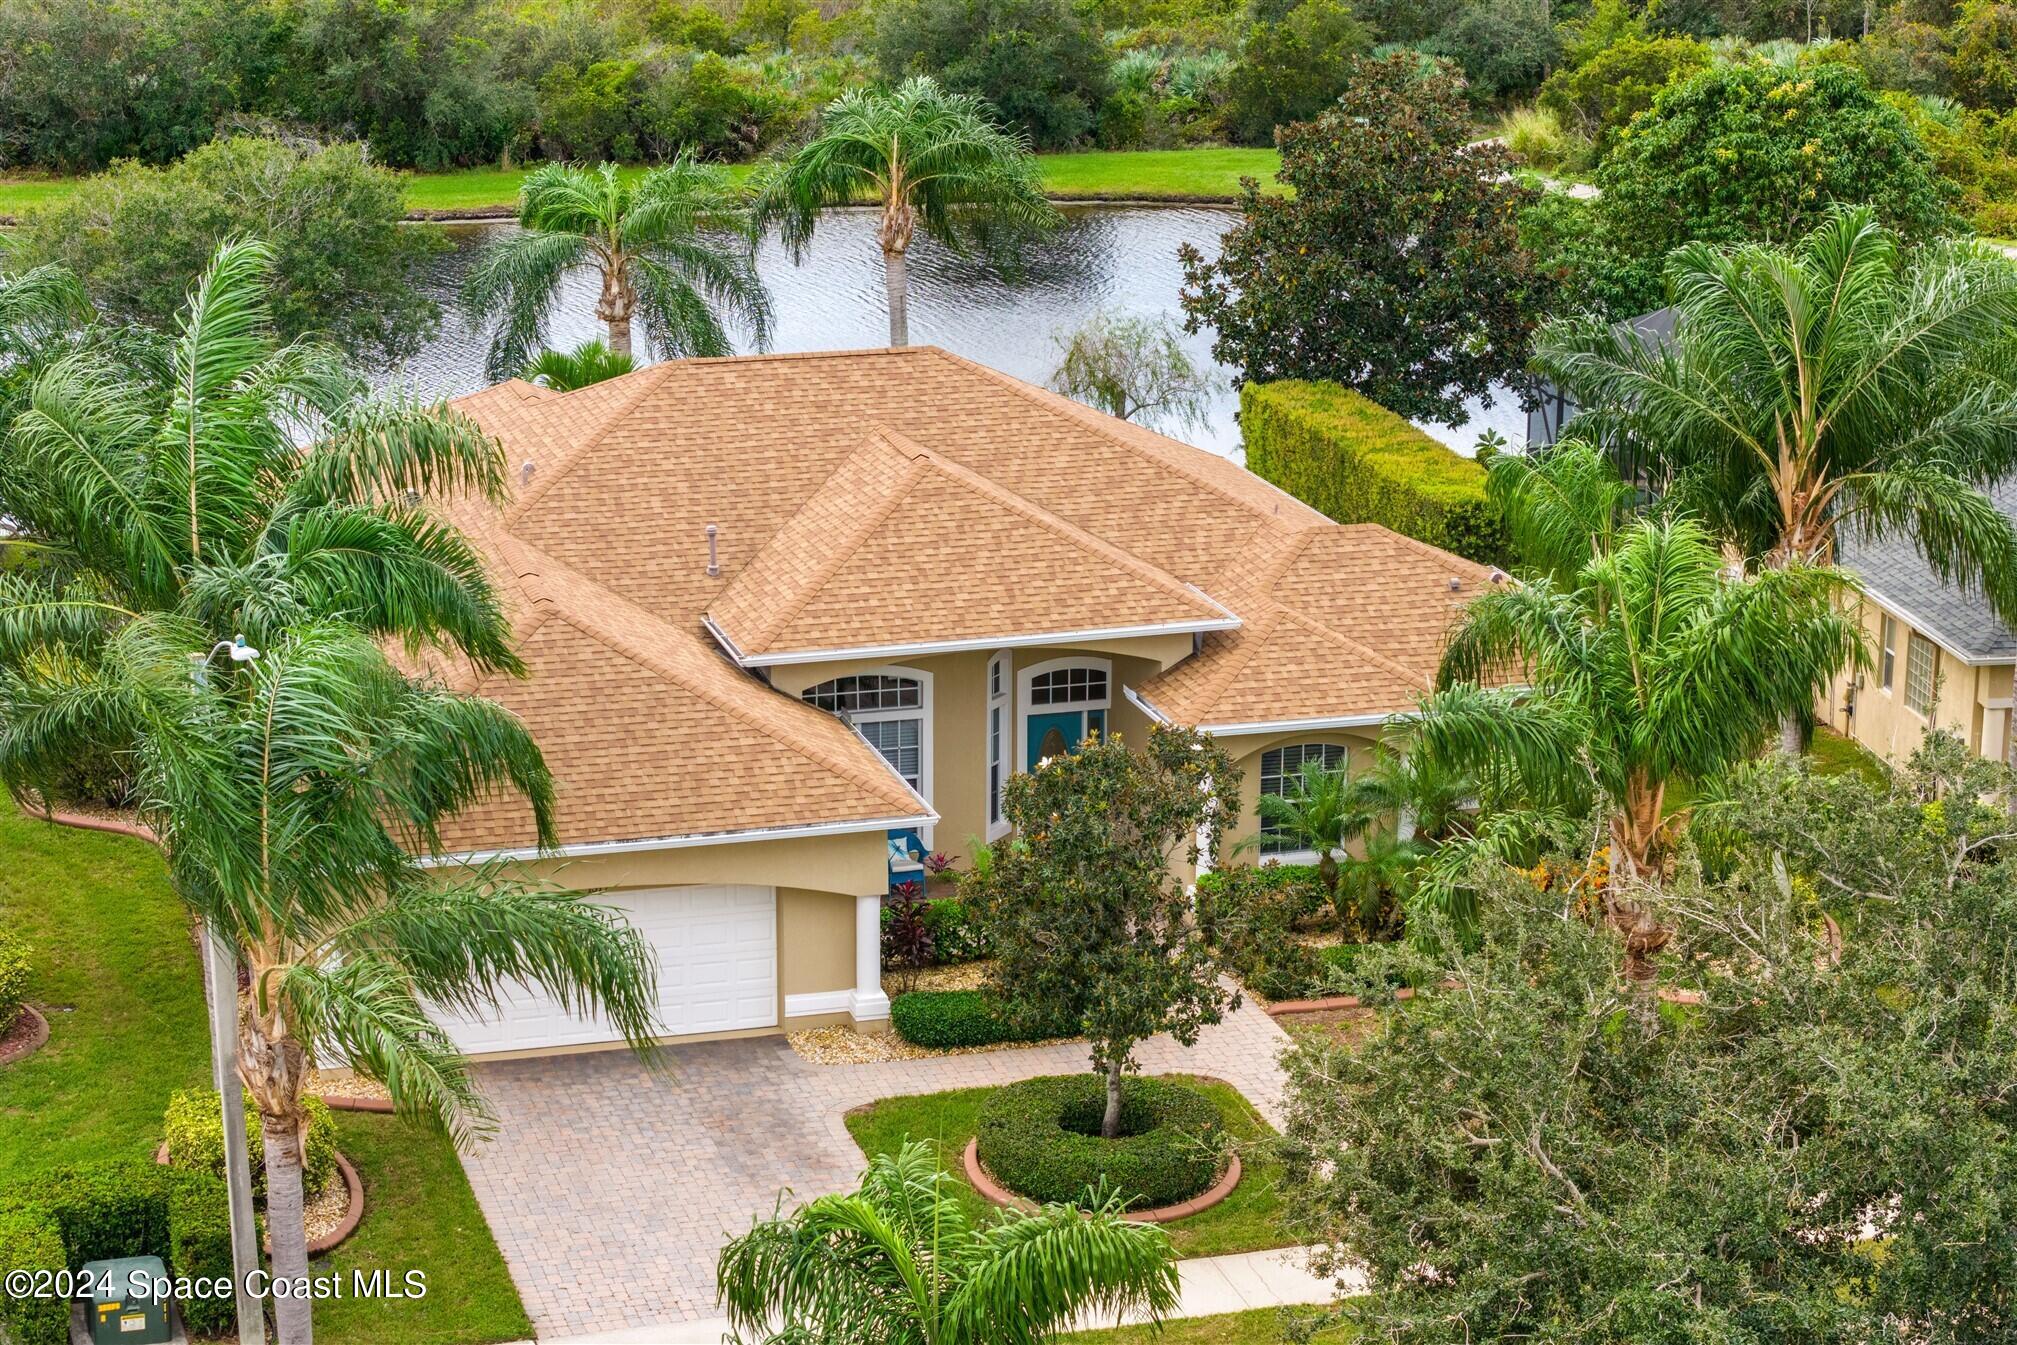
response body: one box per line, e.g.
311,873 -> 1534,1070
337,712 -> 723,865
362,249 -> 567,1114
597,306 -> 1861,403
1198,712 -> 1395,735
704,609 -> 1241,669
421,811 -> 939,867
1859,581 -> 2017,668
1123,685 -> 1172,725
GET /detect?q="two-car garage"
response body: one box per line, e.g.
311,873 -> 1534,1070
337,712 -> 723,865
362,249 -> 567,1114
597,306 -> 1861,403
435,884 -> 780,1055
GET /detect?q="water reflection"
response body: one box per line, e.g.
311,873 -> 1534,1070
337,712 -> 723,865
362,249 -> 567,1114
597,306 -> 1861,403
392,204 -> 1525,459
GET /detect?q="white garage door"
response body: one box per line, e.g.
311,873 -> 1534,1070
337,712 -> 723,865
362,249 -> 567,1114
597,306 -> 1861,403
437,885 -> 777,1055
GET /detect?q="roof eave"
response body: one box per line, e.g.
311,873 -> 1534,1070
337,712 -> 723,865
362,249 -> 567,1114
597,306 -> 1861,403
706,615 -> 1243,669
1859,581 -> 2017,667
420,809 -> 940,867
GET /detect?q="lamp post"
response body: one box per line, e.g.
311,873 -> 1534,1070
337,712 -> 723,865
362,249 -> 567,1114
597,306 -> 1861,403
190,636 -> 266,1345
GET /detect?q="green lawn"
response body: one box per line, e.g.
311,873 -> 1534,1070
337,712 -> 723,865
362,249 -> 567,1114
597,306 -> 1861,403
1809,724 -> 1888,786
0,146 -> 1284,220
1063,1306 -> 1355,1344
844,1073 -> 1292,1258
311,1111 -> 534,1345
0,795 -> 529,1345
0,797 -> 210,1182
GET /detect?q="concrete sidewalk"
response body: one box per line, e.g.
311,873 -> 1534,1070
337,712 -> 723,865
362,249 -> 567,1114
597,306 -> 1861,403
530,1246 -> 1356,1343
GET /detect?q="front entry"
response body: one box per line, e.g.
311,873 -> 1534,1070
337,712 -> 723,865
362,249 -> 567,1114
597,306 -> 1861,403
1025,707 -> 1106,769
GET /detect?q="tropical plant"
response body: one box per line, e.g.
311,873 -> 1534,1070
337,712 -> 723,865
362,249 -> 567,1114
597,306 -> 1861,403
1,616 -> 657,1345
1335,829 -> 1424,939
465,157 -> 773,379
1239,757 -> 1374,902
717,1139 -> 1179,1344
1414,509 -> 1864,976
0,240 -> 522,813
0,256 -> 91,447
1048,310 -> 1212,433
519,339 -> 637,390
967,727 -> 1237,1138
750,76 -> 1059,347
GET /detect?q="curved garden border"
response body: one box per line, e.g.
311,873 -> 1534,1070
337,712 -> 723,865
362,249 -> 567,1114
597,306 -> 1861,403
961,1139 -> 1242,1224
153,1147 -> 365,1255
0,1005 -> 50,1066
1266,979 -> 1704,1017
320,1092 -> 395,1115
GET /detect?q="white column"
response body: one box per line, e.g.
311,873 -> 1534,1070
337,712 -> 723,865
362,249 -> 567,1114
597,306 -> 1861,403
849,892 -> 891,1025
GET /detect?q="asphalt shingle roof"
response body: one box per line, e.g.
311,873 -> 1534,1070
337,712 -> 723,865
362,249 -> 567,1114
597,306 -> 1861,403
1839,476 -> 2017,664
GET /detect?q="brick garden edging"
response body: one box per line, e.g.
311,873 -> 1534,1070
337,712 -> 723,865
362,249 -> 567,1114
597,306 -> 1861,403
0,1005 -> 50,1066
961,1138 -> 1243,1224
153,1148 -> 365,1254
1267,982 -> 1704,1017
320,1093 -> 396,1114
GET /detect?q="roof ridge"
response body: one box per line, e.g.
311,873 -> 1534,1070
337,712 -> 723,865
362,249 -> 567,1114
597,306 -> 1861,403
500,360 -> 681,530
1275,604 -> 1436,691
1340,522 -> 1498,580
878,427 -> 1233,621
1193,606 -> 1280,717
520,545 -> 925,815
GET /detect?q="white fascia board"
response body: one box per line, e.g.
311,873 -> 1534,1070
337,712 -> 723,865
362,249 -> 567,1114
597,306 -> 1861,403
1198,712 -> 1395,736
1123,684 -> 1173,725
420,811 -> 938,867
1859,582 -> 2017,667
705,613 -> 1242,669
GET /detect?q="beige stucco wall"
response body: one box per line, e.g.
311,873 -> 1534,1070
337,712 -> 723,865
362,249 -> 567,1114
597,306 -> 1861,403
1823,595 -> 2015,763
778,886 -> 858,1028
1212,727 -> 1384,871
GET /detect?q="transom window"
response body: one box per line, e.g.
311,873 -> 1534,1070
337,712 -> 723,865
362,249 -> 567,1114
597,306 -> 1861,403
1029,666 -> 1108,706
1905,633 -> 1937,717
802,674 -> 921,715
1258,743 -> 1347,856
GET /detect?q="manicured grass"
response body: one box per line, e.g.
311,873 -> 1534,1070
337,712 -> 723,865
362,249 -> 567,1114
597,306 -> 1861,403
2,146 -> 1283,220
312,1111 -> 533,1345
844,1073 -> 1292,1258
1063,1306 -> 1356,1343
0,796 -> 210,1183
1809,725 -> 1888,786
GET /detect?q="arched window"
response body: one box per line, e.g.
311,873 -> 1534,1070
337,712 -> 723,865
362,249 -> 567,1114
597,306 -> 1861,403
802,671 -> 929,798
1258,742 -> 1347,856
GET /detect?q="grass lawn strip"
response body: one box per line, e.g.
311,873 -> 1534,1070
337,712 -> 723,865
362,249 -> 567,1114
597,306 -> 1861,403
843,1073 -> 1291,1258
1062,1305 -> 1357,1343
0,147 -> 1285,220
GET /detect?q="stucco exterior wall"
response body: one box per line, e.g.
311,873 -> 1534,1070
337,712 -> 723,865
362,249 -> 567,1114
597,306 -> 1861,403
778,886 -> 859,1028
1824,596 -> 2015,764
1213,727 -> 1384,870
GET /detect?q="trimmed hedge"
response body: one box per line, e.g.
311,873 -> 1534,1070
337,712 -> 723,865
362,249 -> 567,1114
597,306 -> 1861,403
977,1074 -> 1225,1210
889,990 -> 1073,1049
163,1088 -> 338,1198
0,1161 -> 237,1340
1241,380 -> 1511,565
0,1206 -> 67,1345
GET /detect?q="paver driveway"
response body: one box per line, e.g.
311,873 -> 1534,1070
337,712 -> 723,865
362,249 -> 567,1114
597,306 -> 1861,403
460,999 -> 1292,1339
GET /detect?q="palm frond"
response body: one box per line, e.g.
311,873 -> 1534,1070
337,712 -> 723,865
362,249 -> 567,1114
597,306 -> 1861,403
946,1188 -> 1179,1343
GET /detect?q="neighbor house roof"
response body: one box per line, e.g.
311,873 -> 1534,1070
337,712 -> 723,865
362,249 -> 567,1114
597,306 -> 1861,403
1839,476 -> 2017,665
435,347 -> 1496,855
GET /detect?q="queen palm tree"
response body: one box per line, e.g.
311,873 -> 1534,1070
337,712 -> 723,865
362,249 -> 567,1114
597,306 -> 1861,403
717,1140 -> 1179,1344
466,157 -> 773,379
519,338 -> 636,391
1241,757 -> 1375,903
0,257 -> 91,451
0,238 -> 521,801
1536,207 -> 2017,747
0,616 -> 658,1345
750,76 -> 1060,347
1416,515 -> 1864,979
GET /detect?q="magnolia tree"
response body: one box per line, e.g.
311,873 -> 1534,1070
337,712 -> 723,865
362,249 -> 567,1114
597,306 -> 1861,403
971,727 -> 1237,1139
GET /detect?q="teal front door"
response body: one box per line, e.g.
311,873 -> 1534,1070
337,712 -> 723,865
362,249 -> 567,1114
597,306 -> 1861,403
1026,708 -> 1107,769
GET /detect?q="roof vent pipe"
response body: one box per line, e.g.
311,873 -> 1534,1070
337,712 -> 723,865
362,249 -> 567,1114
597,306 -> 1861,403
705,524 -> 720,578
520,460 -> 536,487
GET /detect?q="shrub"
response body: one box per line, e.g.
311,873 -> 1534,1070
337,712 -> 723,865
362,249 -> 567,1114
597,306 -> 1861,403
1497,104 -> 1580,172
1953,0 -> 2017,113
1196,865 -> 1331,1000
0,1205 -> 67,1345
873,0 -> 1112,149
976,1074 -> 1224,1208
165,1170 -> 235,1338
1536,33 -> 1709,156
889,989 -> 1072,1047
1423,0 -> 1559,105
880,897 -> 989,967
17,1160 -> 170,1271
1241,381 -> 1510,564
1224,0 -> 1371,145
0,929 -> 29,1036
163,1089 -> 338,1198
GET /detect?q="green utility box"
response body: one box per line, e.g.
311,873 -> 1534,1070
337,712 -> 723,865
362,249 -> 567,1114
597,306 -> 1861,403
84,1255 -> 172,1345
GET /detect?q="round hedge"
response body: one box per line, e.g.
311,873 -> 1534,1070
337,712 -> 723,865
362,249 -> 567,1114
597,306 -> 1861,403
976,1074 -> 1224,1210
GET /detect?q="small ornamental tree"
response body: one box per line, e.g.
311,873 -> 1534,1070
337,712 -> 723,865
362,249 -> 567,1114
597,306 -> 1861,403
1180,55 -> 1548,428
972,728 -> 1238,1140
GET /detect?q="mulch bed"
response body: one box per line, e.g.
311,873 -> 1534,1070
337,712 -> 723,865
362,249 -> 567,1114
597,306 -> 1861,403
0,1005 -> 49,1066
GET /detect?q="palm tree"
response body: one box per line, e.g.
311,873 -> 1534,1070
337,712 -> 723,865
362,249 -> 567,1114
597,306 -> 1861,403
1242,757 -> 1375,902
0,257 -> 91,448
1415,515 -> 1864,979
0,616 -> 658,1345
1336,829 -> 1425,940
520,339 -> 637,391
0,239 -> 522,805
750,77 -> 1060,347
1536,207 -> 2017,747
717,1140 -> 1179,1344
466,157 -> 773,380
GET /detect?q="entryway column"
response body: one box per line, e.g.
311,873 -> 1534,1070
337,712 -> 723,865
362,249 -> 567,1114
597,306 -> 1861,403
849,891 -> 891,1029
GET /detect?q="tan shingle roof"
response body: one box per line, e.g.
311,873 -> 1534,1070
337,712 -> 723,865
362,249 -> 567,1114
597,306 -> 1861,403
443,347 -> 1491,852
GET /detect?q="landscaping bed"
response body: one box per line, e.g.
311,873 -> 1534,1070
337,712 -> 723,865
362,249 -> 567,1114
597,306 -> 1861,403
844,1074 -> 1291,1258
1062,1306 -> 1357,1344
974,1074 -> 1226,1211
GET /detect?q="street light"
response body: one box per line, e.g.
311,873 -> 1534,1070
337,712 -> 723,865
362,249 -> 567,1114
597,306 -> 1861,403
190,635 -> 266,1345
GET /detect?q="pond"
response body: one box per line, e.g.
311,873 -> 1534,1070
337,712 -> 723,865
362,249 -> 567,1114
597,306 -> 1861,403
393,204 -> 1527,460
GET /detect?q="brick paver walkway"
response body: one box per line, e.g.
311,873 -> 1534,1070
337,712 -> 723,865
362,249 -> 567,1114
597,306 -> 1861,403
459,998 -> 1293,1338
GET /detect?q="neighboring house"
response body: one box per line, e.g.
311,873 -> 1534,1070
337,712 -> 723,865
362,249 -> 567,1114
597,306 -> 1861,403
426,346 -> 1497,1057
1825,477 -> 2017,765
1525,307 -> 1675,485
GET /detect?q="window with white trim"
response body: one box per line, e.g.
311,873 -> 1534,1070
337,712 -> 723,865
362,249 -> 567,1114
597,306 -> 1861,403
1905,633 -> 1936,716
1258,742 -> 1347,856
986,652 -> 1009,833
1029,665 -> 1108,706
1880,615 -> 1897,690
803,671 -> 929,797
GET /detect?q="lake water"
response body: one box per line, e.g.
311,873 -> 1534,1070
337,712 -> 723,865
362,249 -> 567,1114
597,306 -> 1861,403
395,204 -> 1527,460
